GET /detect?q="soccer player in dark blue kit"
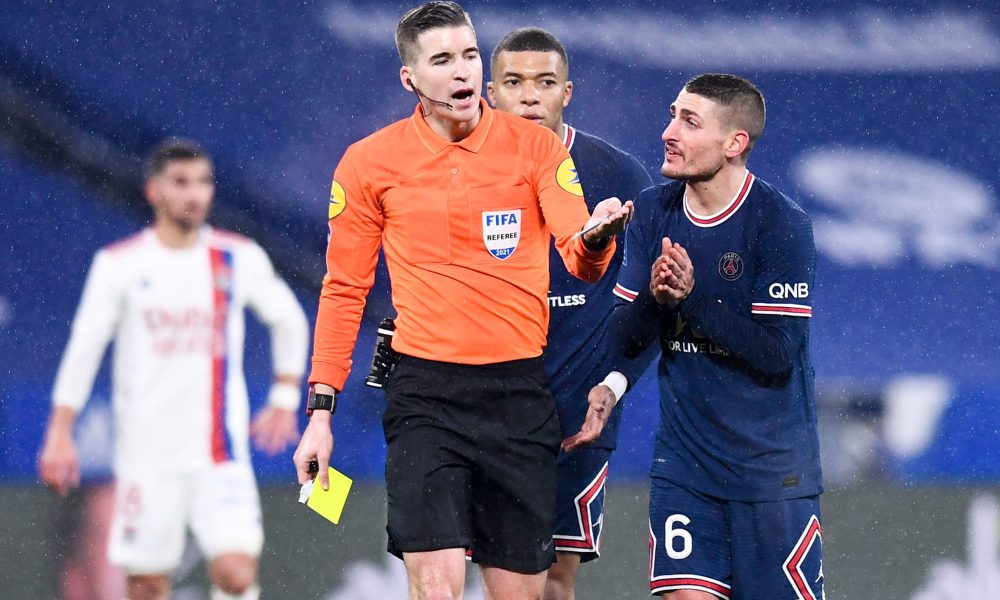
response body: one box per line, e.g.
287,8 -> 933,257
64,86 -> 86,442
488,27 -> 654,600
608,74 -> 824,599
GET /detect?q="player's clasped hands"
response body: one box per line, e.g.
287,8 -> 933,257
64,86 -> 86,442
651,236 -> 695,306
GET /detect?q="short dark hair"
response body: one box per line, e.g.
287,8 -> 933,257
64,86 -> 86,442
684,73 -> 766,156
144,138 -> 212,179
395,1 -> 475,65
490,27 -> 569,79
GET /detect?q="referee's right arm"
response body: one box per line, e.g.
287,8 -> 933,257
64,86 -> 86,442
294,148 -> 384,490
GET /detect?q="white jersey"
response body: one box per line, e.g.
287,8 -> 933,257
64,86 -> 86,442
52,226 -> 309,474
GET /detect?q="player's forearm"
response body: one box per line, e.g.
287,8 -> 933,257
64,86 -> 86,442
52,337 -> 110,412
264,284 -> 311,378
677,285 -> 800,377
266,373 -> 303,410
609,296 -> 660,384
53,266 -> 118,411
274,373 -> 300,386
615,334 -> 660,391
44,405 -> 78,439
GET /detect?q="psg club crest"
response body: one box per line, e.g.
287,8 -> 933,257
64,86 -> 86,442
718,251 -> 743,281
482,209 -> 521,260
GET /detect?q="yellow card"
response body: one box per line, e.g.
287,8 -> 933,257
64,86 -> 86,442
306,467 -> 353,524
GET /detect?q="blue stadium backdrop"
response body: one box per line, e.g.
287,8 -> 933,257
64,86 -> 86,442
1,0 -> 998,488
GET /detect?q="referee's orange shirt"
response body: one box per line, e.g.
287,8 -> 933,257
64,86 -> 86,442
310,100 -> 615,390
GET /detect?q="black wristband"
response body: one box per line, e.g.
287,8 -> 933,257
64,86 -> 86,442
306,387 -> 336,416
581,232 -> 611,252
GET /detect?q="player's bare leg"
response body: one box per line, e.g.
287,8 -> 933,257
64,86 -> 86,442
481,566 -> 546,600
209,552 -> 259,598
126,573 -> 170,600
61,484 -> 126,599
403,548 -> 466,599
543,552 -> 581,600
661,590 -> 717,599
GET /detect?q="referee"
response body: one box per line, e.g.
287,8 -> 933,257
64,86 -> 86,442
292,2 -> 632,599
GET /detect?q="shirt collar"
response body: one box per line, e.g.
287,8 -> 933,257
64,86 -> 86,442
411,98 -> 494,154
683,169 -> 755,228
562,123 -> 576,151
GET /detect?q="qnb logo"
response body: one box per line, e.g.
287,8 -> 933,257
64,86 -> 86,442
794,148 -> 1000,269
769,283 -> 809,299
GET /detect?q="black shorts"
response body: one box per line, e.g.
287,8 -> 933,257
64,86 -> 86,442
382,354 -> 561,574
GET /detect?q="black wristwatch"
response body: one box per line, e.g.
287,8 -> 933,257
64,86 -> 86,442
306,387 -> 337,416
581,231 -> 611,252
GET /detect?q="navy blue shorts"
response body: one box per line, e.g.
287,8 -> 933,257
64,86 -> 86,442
648,477 -> 825,599
382,355 -> 561,574
552,447 -> 611,561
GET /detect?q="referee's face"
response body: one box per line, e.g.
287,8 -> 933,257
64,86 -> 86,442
403,25 -> 483,135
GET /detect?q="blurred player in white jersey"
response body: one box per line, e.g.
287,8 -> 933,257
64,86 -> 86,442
38,139 -> 310,600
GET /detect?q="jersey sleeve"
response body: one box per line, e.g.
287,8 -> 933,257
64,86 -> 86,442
534,132 -> 615,283
309,145 -> 385,390
750,208 -> 816,319
608,188 -> 664,384
51,250 -> 123,411
613,187 -> 659,305
677,207 -> 815,376
242,242 -> 310,385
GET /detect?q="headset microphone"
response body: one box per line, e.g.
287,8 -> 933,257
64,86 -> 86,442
407,78 -> 453,113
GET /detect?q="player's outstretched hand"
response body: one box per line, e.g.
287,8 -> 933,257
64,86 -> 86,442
251,406 -> 299,455
651,237 -> 695,306
561,384 -> 617,452
582,197 -> 635,246
293,412 -> 334,490
38,430 -> 80,498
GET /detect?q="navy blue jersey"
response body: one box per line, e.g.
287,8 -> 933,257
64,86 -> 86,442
613,171 -> 822,501
543,125 -> 653,449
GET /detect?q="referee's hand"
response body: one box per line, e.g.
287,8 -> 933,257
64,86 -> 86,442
581,197 -> 634,247
561,384 -> 617,452
293,411 -> 334,490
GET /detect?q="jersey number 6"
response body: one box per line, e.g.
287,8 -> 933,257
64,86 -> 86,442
664,514 -> 693,559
